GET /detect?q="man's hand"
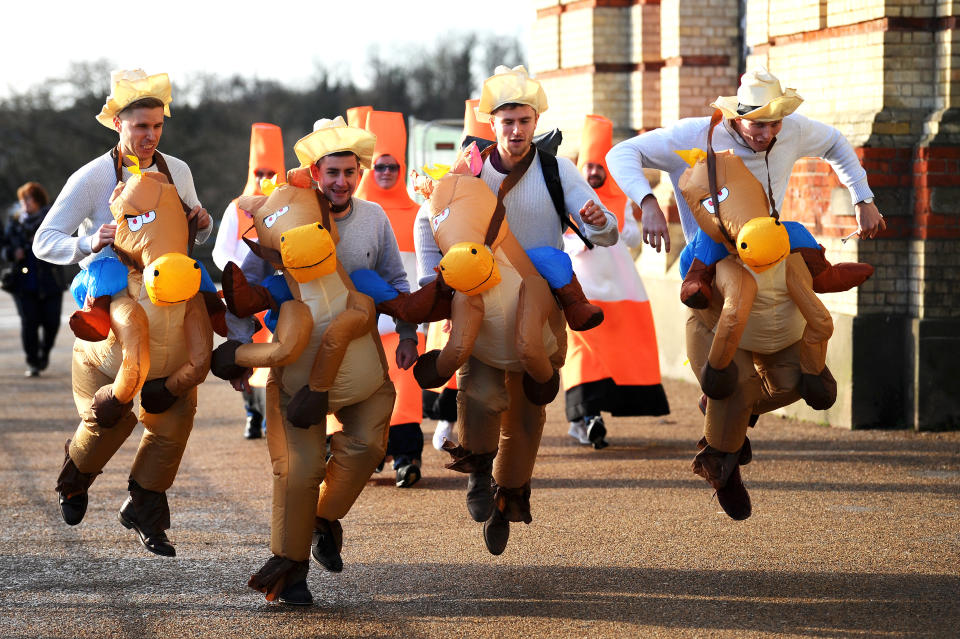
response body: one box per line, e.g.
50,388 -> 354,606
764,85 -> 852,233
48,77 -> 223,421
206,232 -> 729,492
579,200 -> 607,227
396,338 -> 419,370
13,248 -> 25,262
230,368 -> 254,393
640,194 -> 671,253
854,200 -> 886,239
91,223 -> 117,253
188,205 -> 212,230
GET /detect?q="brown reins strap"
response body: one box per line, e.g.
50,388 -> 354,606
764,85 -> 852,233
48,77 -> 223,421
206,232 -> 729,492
763,138 -> 779,220
480,145 -> 536,247
314,189 -> 333,231
706,110 -> 738,249
112,146 -> 198,253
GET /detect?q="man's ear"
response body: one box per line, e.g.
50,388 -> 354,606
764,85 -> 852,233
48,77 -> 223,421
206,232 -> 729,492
309,163 -> 322,183
113,116 -> 123,133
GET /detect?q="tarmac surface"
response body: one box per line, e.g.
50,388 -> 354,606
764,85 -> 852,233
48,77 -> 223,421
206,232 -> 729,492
0,292 -> 958,638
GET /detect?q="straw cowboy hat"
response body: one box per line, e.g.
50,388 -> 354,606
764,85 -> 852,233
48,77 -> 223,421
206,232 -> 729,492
711,67 -> 803,122
475,65 -> 549,122
293,116 -> 376,169
95,69 -> 172,129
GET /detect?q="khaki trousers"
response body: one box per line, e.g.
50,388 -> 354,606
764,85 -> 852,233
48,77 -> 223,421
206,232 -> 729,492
686,313 -> 802,453
456,356 -> 546,489
69,351 -> 197,493
266,376 -> 394,562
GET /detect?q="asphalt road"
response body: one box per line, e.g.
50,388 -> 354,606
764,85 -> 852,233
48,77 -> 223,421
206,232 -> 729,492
0,293 -> 958,638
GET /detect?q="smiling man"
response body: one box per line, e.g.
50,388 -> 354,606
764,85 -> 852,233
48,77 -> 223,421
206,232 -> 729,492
34,69 -> 211,341
37,69 -> 212,558
225,116 -> 415,584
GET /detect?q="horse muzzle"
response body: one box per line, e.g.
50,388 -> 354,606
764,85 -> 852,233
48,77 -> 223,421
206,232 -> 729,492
144,253 -> 202,306
438,242 -> 501,296
280,222 -> 337,283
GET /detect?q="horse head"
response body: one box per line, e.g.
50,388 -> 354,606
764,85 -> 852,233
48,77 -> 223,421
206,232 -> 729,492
110,171 -> 201,305
679,147 -> 790,274
238,184 -> 337,284
426,173 -> 506,296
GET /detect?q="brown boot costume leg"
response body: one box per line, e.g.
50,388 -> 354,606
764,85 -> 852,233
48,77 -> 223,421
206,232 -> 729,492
69,295 -> 113,342
552,273 -> 603,332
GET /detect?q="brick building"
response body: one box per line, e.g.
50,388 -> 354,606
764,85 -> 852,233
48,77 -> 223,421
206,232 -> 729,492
530,0 -> 960,429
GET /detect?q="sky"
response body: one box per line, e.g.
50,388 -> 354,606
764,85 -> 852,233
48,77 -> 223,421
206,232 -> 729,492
2,0 -> 531,99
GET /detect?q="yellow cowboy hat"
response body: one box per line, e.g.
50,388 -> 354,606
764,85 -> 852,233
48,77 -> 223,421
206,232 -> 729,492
476,65 -> 548,123
95,69 -> 172,129
293,116 -> 376,169
711,67 -> 803,122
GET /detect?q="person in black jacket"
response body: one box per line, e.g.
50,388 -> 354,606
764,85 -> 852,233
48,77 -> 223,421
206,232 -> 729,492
3,182 -> 66,376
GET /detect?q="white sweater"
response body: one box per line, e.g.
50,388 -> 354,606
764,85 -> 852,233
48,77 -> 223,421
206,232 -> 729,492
414,148 -> 619,286
606,113 -> 874,242
33,150 -> 209,268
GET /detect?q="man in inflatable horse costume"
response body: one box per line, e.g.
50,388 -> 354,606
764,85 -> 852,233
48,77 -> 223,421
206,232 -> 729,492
680,111 -> 873,521
212,176 -> 394,606
55,165 -> 213,557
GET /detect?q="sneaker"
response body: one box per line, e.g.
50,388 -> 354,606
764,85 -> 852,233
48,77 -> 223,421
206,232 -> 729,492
567,420 -> 590,445
244,414 -> 263,439
432,420 -> 455,451
311,518 -> 343,572
395,462 -> 422,488
25,368 -> 40,378
585,415 -> 609,449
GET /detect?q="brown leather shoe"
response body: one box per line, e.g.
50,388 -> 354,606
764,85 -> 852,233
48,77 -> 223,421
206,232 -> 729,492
483,508 -> 510,555
716,465 -> 751,520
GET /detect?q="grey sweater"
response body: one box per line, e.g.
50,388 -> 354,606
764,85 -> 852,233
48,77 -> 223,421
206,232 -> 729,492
226,197 -> 417,343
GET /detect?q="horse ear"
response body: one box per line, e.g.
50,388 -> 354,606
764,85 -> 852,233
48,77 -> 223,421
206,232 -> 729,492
108,182 -> 126,205
238,195 -> 268,216
243,236 -> 283,267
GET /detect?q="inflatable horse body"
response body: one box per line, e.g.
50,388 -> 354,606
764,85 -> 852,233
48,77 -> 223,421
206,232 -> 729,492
678,114 -> 872,520
226,184 -> 388,413
414,172 -> 566,402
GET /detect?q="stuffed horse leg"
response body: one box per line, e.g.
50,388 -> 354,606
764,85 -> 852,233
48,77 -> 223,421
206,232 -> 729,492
784,252 -> 837,410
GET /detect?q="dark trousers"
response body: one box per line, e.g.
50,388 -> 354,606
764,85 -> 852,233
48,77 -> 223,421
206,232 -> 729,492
13,291 -> 62,369
386,422 -> 424,468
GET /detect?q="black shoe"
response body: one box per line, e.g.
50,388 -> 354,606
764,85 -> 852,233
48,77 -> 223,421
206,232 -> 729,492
585,416 -> 609,450
483,509 -> 510,556
716,466 -> 752,521
25,368 -> 40,378
244,414 -> 263,439
58,492 -> 88,526
278,579 -> 313,605
374,457 -> 385,474
118,497 -> 176,557
466,470 -> 495,522
396,463 -> 421,488
311,518 -> 343,572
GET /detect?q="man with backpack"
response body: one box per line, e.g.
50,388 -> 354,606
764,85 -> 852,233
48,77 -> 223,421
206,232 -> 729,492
414,65 -> 619,555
